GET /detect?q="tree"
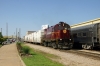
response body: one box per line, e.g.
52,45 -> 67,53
0,32 -> 4,44
0,32 -> 3,38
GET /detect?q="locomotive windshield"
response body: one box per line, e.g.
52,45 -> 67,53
59,23 -> 70,30
64,24 -> 70,30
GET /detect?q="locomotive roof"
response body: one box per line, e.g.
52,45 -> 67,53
71,18 -> 100,29
71,24 -> 95,31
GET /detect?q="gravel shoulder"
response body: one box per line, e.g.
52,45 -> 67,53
25,43 -> 100,66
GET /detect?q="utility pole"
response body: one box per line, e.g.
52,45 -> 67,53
20,28 -> 21,41
18,32 -> 19,41
1,28 -> 2,34
14,32 -> 15,38
19,28 -> 20,39
16,28 -> 17,41
19,28 -> 21,41
6,23 -> 8,38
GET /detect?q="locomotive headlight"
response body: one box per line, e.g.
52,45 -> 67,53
63,30 -> 66,33
65,28 -> 67,29
60,39 -> 62,40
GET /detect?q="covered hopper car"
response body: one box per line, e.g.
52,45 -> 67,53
71,18 -> 100,49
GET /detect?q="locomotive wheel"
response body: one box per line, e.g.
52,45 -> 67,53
58,44 -> 63,50
52,43 -> 58,49
82,44 -> 88,49
82,44 -> 93,50
44,42 -> 48,47
87,45 -> 93,50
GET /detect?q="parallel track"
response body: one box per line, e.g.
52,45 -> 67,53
29,43 -> 100,60
59,49 -> 100,60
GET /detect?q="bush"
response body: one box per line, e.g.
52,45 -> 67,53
22,46 -> 30,54
16,42 -> 33,55
16,42 -> 22,50
17,42 -> 21,46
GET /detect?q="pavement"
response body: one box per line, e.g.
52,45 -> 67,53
0,43 -> 26,66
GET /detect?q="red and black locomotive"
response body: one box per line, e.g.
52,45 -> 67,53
42,22 -> 73,49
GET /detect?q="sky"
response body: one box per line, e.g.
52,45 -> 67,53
0,0 -> 100,38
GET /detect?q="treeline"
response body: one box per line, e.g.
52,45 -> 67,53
0,32 -> 7,44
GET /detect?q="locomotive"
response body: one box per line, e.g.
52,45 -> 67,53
24,22 -> 73,49
42,22 -> 73,49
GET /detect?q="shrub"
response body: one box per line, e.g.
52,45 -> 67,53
16,42 -> 33,55
16,42 -> 22,50
22,46 -> 30,54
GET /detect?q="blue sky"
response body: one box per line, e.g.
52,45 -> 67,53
0,0 -> 100,38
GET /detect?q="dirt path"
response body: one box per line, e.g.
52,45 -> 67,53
25,43 -> 100,66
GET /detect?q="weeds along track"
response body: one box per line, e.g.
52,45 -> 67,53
59,49 -> 100,60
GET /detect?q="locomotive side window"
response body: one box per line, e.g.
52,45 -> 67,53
78,33 -> 81,37
82,33 -> 87,37
88,31 -> 93,37
59,25 -> 63,30
55,26 -> 58,31
73,33 -> 77,38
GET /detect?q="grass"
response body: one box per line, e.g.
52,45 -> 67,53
0,44 -> 2,48
35,49 -> 60,59
21,45 -> 64,66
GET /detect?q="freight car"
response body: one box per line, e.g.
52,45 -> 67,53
24,22 -> 73,49
71,18 -> 100,49
24,25 -> 49,44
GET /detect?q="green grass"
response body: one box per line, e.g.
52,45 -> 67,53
22,46 -> 64,66
35,50 -> 60,59
0,44 -> 2,48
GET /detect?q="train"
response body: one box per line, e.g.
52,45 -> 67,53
24,18 -> 100,50
24,22 -> 73,49
71,18 -> 100,49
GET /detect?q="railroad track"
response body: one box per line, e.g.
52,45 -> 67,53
59,49 -> 100,60
29,43 -> 100,60
39,44 -> 100,60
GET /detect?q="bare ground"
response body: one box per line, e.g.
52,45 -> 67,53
25,43 -> 100,66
